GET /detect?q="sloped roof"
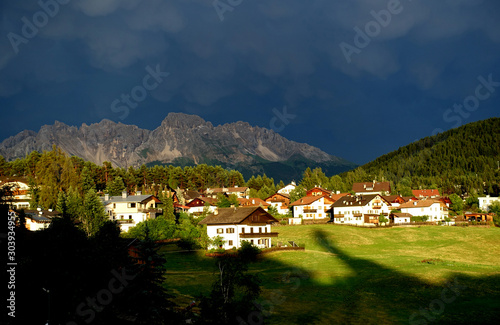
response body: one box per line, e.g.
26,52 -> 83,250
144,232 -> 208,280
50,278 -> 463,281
330,193 -> 351,201
383,195 -> 405,203
289,196 -> 323,206
352,181 -> 391,193
238,198 -> 270,207
205,187 -> 249,194
265,193 -> 290,201
198,207 -> 278,225
101,194 -> 155,204
391,212 -> 413,218
331,194 -> 386,208
412,189 -> 440,197
399,199 -> 445,209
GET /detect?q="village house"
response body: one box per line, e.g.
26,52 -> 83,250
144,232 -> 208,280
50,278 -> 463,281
237,197 -> 270,209
412,189 -> 440,199
101,191 -> 162,232
399,199 -> 449,221
289,195 -> 335,222
352,181 -> 391,195
23,208 -> 61,231
330,194 -> 392,226
185,197 -> 218,216
277,182 -> 296,195
383,195 -> 406,208
199,207 -> 278,250
389,212 -> 412,224
0,176 -> 31,209
478,195 -> 500,211
204,186 -> 250,199
265,192 -> 291,214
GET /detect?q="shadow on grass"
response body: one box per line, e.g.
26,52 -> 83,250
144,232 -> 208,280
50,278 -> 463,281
272,229 -> 500,324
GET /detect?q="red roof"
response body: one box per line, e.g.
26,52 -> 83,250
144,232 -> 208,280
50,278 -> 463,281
412,189 -> 440,197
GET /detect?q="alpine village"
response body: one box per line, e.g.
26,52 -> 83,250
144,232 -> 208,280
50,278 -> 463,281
2,117 -> 500,324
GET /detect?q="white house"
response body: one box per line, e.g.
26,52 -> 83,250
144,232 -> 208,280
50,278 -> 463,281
23,208 -> 61,231
101,191 -> 162,232
277,182 -> 296,195
331,194 -> 392,226
390,212 -> 412,224
265,193 -> 291,214
399,199 -> 449,221
289,195 -> 334,221
478,196 -> 500,211
352,181 -> 391,195
198,207 -> 278,250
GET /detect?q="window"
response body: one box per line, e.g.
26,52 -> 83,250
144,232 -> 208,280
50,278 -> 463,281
251,240 -> 254,244
120,215 -> 124,219
242,228 -> 245,233
226,228 -> 235,233
228,240 -> 233,246
130,203 -> 136,208
129,215 -> 132,219
259,227 -> 262,233
217,228 -> 223,234
258,239 -> 262,245
250,227 -> 254,233
113,203 -> 116,209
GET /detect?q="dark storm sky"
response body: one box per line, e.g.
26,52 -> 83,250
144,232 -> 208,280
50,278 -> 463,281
1,0 -> 499,164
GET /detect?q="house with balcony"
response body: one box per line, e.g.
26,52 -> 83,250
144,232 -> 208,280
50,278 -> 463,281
23,208 -> 61,231
199,207 -> 278,250
383,195 -> 406,208
265,192 -> 291,214
399,199 -> 449,221
289,195 -> 335,222
238,197 -> 270,209
352,181 -> 391,195
330,194 -> 392,226
101,191 -> 162,232
186,197 -> 218,216
0,176 -> 31,209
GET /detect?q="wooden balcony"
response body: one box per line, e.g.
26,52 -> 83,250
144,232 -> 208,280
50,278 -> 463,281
138,208 -> 162,213
116,219 -> 135,224
373,206 -> 381,209
303,209 -> 317,213
239,232 -> 279,238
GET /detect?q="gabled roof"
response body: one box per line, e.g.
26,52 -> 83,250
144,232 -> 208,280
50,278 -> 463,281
101,194 -> 155,204
306,187 -> 332,196
198,207 -> 278,225
238,198 -> 270,207
399,199 -> 445,209
412,189 -> 440,197
383,195 -> 405,203
391,212 -> 413,218
290,195 -> 323,206
184,190 -> 201,201
331,194 -> 388,208
186,197 -> 218,207
265,193 -> 290,201
352,181 -> 391,193
330,193 -> 351,202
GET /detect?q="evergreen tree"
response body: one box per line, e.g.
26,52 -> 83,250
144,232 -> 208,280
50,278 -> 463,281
106,175 -> 126,196
56,191 -> 68,218
81,188 -> 107,237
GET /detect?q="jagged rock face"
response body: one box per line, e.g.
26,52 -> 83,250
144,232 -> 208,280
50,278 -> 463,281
0,113 -> 351,170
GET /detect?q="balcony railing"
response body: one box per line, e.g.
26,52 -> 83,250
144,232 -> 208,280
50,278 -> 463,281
116,219 -> 135,224
373,206 -> 381,209
240,232 -> 279,238
138,208 -> 162,213
303,209 -> 317,213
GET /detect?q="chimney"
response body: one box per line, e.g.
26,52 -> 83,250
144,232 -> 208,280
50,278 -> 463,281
413,201 -> 417,206
105,193 -> 109,201
122,191 -> 127,199
48,209 -> 52,212
37,207 -> 41,211
336,190 -> 340,194
214,209 -> 219,215
136,191 -> 141,196
252,199 -> 255,204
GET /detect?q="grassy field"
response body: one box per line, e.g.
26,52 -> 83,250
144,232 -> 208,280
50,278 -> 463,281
162,225 -> 500,324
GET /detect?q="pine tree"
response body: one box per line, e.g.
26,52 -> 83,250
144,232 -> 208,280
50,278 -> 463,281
106,176 -> 126,196
81,188 -> 107,237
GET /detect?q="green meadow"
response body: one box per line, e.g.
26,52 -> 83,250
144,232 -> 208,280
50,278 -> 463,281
163,225 -> 500,324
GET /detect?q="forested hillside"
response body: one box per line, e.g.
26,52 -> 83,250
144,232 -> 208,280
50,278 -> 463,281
349,118 -> 500,196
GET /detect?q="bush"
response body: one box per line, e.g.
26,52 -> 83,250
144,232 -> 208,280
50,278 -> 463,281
280,219 -> 287,225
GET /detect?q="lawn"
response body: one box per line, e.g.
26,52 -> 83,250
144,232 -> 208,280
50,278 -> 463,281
162,225 -> 500,324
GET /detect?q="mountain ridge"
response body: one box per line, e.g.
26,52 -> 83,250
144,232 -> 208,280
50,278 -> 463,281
0,112 -> 356,181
